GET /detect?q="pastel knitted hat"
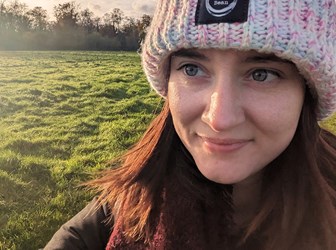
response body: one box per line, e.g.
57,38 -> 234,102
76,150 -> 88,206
141,0 -> 336,120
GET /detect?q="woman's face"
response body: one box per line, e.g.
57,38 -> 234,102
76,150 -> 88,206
168,49 -> 305,184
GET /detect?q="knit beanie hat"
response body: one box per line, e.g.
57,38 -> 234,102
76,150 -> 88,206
141,0 -> 336,120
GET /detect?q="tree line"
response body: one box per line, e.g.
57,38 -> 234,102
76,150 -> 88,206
0,1 -> 152,50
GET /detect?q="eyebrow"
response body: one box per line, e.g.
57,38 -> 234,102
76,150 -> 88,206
243,55 -> 292,64
171,49 -> 292,64
171,49 -> 209,61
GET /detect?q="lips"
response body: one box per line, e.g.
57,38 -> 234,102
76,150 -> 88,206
200,136 -> 251,153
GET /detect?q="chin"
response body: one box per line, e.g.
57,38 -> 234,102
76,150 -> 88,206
200,171 -> 243,185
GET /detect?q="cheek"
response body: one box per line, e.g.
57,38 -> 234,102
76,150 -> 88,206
167,80 -> 202,127
248,87 -> 305,140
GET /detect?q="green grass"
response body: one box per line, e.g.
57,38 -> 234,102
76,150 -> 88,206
0,51 -> 335,250
0,51 -> 162,250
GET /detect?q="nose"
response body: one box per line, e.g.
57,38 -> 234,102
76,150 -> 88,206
201,77 -> 245,132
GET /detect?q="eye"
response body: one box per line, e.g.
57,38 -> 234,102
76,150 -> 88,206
179,64 -> 205,77
250,69 -> 280,82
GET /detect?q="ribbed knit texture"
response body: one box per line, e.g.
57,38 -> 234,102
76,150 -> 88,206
141,0 -> 336,120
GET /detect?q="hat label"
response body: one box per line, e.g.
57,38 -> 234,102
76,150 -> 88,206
196,0 -> 249,24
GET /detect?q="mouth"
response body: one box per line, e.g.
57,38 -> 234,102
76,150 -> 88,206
200,136 -> 252,153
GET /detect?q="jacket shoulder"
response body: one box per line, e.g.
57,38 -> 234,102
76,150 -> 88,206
44,197 -> 112,250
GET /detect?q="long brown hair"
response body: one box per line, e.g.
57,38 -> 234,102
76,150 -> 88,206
89,102 -> 176,241
244,90 -> 336,249
89,90 -> 336,249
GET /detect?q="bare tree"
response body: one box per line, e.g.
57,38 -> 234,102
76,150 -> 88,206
138,14 -> 152,43
27,7 -> 48,31
6,0 -> 30,32
103,8 -> 124,35
0,0 -> 8,30
54,1 -> 79,29
79,8 -> 95,33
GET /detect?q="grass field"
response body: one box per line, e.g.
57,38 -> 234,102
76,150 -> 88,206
0,51 -> 335,250
0,51 -> 162,249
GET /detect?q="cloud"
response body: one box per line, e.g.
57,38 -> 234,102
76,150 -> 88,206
132,0 -> 156,14
88,3 -> 102,11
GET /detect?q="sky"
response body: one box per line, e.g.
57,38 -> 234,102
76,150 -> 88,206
17,0 -> 157,20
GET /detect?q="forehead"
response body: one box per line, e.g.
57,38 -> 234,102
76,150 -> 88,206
171,48 -> 292,64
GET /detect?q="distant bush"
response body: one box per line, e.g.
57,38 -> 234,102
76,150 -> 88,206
0,1 -> 152,51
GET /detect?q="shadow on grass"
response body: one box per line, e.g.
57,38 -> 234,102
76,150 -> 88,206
5,139 -> 72,159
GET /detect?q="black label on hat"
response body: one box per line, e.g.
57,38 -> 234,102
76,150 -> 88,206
196,0 -> 249,25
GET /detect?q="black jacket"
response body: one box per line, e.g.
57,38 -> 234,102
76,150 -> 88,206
44,198 -> 111,250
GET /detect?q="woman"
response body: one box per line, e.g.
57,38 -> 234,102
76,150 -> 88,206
45,0 -> 336,249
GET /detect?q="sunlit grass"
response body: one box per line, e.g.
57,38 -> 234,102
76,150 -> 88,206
0,51 -> 162,249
